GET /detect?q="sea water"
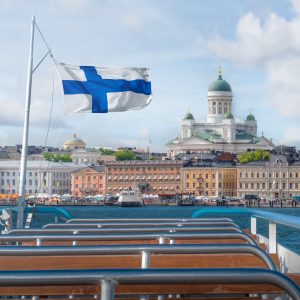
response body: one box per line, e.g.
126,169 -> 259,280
1,206 -> 300,254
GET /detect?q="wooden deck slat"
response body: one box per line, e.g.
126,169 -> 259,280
0,282 -> 285,296
0,253 -> 275,270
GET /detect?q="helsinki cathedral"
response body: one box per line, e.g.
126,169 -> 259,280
166,68 -> 274,158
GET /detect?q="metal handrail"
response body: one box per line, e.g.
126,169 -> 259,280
0,269 -> 298,300
7,226 -> 243,235
0,244 -> 276,270
67,218 -> 234,223
0,232 -> 256,245
192,208 -> 300,230
43,221 -> 239,229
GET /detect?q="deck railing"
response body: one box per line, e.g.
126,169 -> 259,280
6,225 -> 243,235
192,207 -> 300,254
0,243 -> 277,270
0,231 -> 256,246
0,268 -> 298,300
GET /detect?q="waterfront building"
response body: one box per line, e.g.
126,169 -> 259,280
63,134 -> 86,150
105,160 -> 183,195
71,165 -> 106,197
182,164 -> 237,196
71,148 -> 116,165
0,160 -> 82,195
237,154 -> 300,199
166,68 -> 274,158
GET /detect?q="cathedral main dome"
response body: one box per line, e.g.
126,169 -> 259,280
208,73 -> 232,92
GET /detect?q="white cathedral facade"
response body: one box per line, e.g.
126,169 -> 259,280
166,69 -> 274,158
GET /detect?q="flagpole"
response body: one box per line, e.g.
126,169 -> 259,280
17,15 -> 35,228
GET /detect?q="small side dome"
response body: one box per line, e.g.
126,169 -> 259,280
225,112 -> 234,119
184,112 -> 194,120
246,112 -> 256,121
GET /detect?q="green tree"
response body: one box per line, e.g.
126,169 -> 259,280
43,152 -> 72,162
99,148 -> 115,155
238,149 -> 270,164
115,150 -> 140,161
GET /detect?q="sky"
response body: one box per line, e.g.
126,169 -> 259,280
1,0 -> 300,152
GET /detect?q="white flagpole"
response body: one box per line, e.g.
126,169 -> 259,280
17,15 -> 35,228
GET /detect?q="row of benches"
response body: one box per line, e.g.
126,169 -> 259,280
0,218 -> 299,299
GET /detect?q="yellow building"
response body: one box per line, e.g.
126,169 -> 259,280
182,166 -> 237,197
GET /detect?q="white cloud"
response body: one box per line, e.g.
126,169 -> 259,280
278,126 -> 300,147
266,56 -> 300,117
209,0 -> 300,121
209,11 -> 300,66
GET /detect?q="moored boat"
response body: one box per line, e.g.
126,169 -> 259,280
117,190 -> 143,207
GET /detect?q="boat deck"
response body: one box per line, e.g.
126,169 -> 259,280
0,216 -> 299,299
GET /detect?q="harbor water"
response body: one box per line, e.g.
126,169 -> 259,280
4,205 -> 297,255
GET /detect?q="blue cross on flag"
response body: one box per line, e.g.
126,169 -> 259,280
57,62 -> 152,113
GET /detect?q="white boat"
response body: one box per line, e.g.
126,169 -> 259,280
117,190 -> 143,207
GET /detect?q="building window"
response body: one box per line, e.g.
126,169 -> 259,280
269,182 -> 272,189
251,172 -> 254,178
186,183 -> 189,188
282,183 -> 286,189
245,183 -> 248,189
192,182 -> 195,188
239,183 -> 242,189
290,183 -> 293,189
269,172 -> 272,178
262,183 -> 265,189
186,174 -> 189,179
251,183 -> 254,189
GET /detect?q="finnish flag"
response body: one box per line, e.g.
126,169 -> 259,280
57,62 -> 152,113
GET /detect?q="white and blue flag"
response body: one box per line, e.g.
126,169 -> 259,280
57,62 -> 152,113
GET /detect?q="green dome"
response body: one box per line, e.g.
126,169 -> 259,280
184,112 -> 194,120
225,112 -> 234,119
246,113 -> 256,121
208,67 -> 232,92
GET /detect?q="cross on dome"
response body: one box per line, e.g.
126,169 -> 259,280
218,65 -> 222,79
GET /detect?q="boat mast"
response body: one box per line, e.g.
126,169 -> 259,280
17,15 -> 35,228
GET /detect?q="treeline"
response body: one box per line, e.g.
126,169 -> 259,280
43,152 -> 72,162
238,149 -> 270,164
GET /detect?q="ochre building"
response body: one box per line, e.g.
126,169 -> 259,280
182,165 -> 237,197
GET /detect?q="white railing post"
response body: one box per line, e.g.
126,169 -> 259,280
141,251 -> 151,300
101,278 -> 116,300
159,236 -> 166,244
141,250 -> 151,269
269,222 -> 277,254
251,217 -> 257,235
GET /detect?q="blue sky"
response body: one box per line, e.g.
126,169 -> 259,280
1,0 -> 300,151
